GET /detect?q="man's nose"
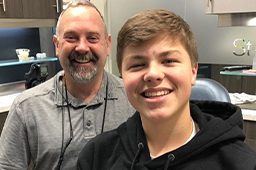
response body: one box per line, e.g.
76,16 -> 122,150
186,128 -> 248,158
75,39 -> 90,52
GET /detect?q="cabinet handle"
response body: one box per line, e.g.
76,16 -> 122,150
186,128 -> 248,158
0,0 -> 6,12
56,0 -> 60,13
207,0 -> 211,7
53,0 -> 60,13
207,0 -> 213,13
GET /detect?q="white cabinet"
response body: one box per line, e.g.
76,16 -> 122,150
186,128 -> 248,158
206,0 -> 256,14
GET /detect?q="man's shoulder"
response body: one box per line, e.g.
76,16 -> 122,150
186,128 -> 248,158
105,71 -> 124,87
14,74 -> 57,104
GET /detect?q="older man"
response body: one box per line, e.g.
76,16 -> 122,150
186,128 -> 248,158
0,1 -> 134,169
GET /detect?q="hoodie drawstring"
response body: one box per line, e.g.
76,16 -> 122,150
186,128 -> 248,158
163,153 -> 175,170
130,142 -> 144,170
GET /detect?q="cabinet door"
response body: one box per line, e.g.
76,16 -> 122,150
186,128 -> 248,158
206,0 -> 256,14
0,0 -> 23,18
22,0 -> 61,19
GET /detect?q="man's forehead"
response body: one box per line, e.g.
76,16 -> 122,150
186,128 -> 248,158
59,6 -> 102,30
62,5 -> 98,20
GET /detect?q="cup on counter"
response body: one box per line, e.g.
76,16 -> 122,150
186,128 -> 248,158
36,53 -> 46,59
16,49 -> 30,61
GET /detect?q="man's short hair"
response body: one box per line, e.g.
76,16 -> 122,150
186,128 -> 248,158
55,0 -> 107,38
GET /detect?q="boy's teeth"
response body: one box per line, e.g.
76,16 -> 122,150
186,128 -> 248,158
144,90 -> 170,97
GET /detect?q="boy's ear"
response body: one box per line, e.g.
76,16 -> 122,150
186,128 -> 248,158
191,62 -> 198,86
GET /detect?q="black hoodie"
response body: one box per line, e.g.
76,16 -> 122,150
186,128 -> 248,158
77,101 -> 256,170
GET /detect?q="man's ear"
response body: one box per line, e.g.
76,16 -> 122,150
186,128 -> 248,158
53,35 -> 59,56
106,34 -> 112,57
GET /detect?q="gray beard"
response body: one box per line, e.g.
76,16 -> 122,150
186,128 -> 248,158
68,50 -> 98,84
69,65 -> 97,84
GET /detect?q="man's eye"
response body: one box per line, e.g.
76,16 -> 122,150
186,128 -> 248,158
65,36 -> 76,42
88,36 -> 99,43
67,36 -> 74,39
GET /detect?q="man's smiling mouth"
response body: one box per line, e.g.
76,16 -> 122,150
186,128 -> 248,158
143,90 -> 171,98
69,51 -> 98,64
72,57 -> 95,63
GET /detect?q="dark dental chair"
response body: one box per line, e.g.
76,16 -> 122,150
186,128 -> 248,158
190,78 -> 231,102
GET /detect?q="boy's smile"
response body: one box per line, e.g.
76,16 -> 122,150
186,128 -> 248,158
142,89 -> 172,98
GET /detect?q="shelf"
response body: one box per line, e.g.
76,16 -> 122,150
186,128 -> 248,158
220,71 -> 256,77
0,57 -> 58,67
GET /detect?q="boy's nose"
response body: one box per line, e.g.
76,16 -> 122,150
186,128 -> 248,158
144,64 -> 164,83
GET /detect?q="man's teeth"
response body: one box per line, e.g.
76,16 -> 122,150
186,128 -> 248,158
74,57 -> 91,63
144,90 -> 170,97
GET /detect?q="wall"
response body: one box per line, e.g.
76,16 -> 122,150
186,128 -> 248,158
95,0 -> 256,76
107,0 -> 186,76
91,0 -> 112,73
185,0 -> 256,65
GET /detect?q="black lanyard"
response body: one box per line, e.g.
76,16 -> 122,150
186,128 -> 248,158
56,74 -> 108,170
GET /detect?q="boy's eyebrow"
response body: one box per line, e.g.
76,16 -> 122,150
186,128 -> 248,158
123,55 -> 145,62
159,50 -> 181,57
123,49 -> 182,62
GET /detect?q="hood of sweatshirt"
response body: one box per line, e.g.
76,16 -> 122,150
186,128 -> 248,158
117,101 -> 246,170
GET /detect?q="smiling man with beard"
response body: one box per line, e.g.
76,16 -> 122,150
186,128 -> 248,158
0,1 -> 135,170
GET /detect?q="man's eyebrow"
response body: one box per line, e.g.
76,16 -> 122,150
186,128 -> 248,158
86,31 -> 101,36
63,30 -> 101,36
63,30 -> 77,36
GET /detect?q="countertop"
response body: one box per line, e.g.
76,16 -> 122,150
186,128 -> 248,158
1,92 -> 256,122
0,81 -> 25,113
242,109 -> 256,121
0,93 -> 20,113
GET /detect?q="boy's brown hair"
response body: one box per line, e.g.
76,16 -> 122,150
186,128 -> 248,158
116,9 -> 198,74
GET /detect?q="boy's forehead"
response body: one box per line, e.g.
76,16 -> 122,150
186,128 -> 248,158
123,35 -> 182,53
121,36 -> 192,63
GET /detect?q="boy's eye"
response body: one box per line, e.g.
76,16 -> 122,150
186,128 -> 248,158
128,63 -> 145,70
163,59 -> 175,64
132,63 -> 145,68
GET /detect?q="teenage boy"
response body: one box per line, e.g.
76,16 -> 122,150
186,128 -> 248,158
77,9 -> 256,170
